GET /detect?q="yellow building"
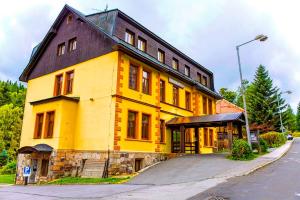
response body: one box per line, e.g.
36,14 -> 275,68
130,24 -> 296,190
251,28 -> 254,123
16,5 -> 246,184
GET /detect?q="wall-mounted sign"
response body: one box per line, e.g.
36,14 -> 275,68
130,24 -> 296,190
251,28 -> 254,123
169,77 -> 184,88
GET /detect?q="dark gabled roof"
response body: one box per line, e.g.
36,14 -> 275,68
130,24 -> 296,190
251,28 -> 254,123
30,95 -> 80,105
86,8 -> 213,75
115,9 -> 213,75
19,4 -> 118,82
18,144 -> 53,154
166,112 -> 245,127
20,5 -> 222,99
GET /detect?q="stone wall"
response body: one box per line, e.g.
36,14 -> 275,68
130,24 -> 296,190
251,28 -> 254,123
16,149 -> 168,184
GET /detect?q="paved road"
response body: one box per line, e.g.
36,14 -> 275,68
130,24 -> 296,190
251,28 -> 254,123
129,154 -> 244,185
190,138 -> 300,200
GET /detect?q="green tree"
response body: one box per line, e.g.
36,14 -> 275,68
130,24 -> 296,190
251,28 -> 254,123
297,102 -> 300,131
0,104 -> 23,161
236,80 -> 252,109
283,105 -> 296,132
219,88 -> 237,103
247,65 -> 286,132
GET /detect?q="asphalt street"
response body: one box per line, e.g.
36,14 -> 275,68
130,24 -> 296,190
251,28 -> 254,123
190,138 -> 300,200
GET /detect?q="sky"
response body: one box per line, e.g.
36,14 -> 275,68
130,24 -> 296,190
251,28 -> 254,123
0,0 -> 299,111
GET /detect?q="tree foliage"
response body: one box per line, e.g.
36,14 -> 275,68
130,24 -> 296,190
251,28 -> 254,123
0,80 -> 26,165
297,102 -> 300,131
247,65 -> 286,132
219,88 -> 237,103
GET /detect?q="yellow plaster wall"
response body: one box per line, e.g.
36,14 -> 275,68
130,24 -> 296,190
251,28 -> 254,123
20,52 -> 118,151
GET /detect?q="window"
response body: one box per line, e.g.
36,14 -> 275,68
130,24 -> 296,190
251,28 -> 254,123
141,114 -> 150,140
172,58 -> 179,70
160,80 -> 165,102
203,96 -> 207,114
54,74 -> 63,96
160,120 -> 165,143
129,64 -> 138,90
204,128 -> 208,146
65,71 -> 74,94
209,129 -> 214,146
197,73 -> 202,83
67,14 -> 73,24
125,30 -> 135,45
41,159 -> 49,177
208,99 -> 213,114
184,65 -> 190,77
57,43 -> 65,56
173,86 -> 179,106
142,70 -> 151,94
68,38 -> 77,52
157,49 -> 165,63
138,37 -> 146,52
44,111 -> 55,138
202,76 -> 208,86
34,113 -> 44,139
127,111 -> 137,138
185,91 -> 191,110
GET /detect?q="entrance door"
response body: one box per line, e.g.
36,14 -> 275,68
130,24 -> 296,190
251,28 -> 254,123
29,159 -> 38,183
171,129 -> 181,153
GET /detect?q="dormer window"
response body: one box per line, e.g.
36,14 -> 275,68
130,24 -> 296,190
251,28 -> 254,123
67,14 -> 73,24
57,43 -> 65,56
125,30 -> 135,45
138,37 -> 146,52
68,38 -> 77,52
184,65 -> 190,77
172,58 -> 179,70
158,49 -> 165,63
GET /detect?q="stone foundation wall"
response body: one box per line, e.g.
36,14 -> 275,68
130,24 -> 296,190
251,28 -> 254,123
16,150 -> 168,184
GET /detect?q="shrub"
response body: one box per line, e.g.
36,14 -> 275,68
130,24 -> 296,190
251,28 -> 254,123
0,161 -> 16,175
260,132 -> 286,148
231,139 -> 253,160
251,138 -> 268,153
259,138 -> 268,153
292,132 -> 300,138
0,150 -> 8,167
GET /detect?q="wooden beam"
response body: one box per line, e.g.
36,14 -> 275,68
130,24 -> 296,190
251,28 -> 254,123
227,122 -> 233,150
237,124 -> 243,139
194,127 -> 199,154
180,125 -> 185,153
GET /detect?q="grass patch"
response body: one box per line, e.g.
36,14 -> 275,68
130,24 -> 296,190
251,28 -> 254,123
0,174 -> 15,184
47,176 -> 131,185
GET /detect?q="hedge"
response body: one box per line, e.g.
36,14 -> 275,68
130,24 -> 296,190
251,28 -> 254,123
260,132 -> 286,148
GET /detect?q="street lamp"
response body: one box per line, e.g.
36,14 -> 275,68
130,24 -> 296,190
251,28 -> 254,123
277,90 -> 292,133
236,34 -> 268,149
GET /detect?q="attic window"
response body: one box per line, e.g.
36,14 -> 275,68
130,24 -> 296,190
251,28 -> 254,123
57,43 -> 65,56
67,14 -> 73,24
68,38 -> 77,52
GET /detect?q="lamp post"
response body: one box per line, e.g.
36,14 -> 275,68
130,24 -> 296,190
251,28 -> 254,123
236,34 -> 268,149
277,90 -> 292,133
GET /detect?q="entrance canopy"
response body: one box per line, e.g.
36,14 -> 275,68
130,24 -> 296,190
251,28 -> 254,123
166,112 -> 245,128
18,144 -> 53,154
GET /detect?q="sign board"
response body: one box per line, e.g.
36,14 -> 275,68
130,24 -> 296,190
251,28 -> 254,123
23,166 -> 31,177
169,77 -> 184,88
250,132 -> 258,142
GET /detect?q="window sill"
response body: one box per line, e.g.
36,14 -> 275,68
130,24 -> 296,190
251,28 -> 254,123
125,138 -> 152,143
160,142 -> 166,145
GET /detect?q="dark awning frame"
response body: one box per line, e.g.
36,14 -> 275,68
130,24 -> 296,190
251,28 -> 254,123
166,112 -> 245,128
18,144 -> 53,154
